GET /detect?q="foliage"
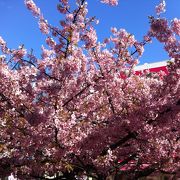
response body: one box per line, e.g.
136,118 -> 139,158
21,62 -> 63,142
0,0 -> 179,179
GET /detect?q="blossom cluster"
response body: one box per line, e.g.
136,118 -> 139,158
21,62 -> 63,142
155,0 -> 166,15
0,0 -> 179,179
171,18 -> 180,36
101,0 -> 118,6
24,0 -> 40,17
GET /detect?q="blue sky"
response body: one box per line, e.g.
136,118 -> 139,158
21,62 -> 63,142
0,0 -> 179,64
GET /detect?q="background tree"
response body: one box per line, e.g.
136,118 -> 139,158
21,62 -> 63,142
0,0 -> 179,179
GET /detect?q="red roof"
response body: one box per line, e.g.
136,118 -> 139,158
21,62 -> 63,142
134,61 -> 169,75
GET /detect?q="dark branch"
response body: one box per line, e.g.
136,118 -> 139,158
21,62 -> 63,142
101,131 -> 137,156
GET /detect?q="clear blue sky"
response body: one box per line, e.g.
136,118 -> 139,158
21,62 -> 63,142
0,0 -> 179,64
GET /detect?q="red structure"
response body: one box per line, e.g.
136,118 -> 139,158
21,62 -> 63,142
135,61 -> 169,75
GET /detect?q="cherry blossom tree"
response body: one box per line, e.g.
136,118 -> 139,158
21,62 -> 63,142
0,0 -> 179,179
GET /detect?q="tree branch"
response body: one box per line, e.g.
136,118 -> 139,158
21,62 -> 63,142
100,131 -> 137,156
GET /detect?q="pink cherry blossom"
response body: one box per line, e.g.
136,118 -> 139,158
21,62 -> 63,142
46,37 -> 56,48
0,36 -> 8,54
150,18 -> 172,42
134,41 -> 144,56
0,36 -> 6,46
41,45 -> 54,59
171,18 -> 180,36
155,0 -> 166,15
38,18 -> 49,34
60,0 -> 68,6
24,0 -> 40,17
0,0 -> 179,179
12,48 -> 27,60
82,27 -> 97,48
66,13 -> 74,21
101,0 -> 118,6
